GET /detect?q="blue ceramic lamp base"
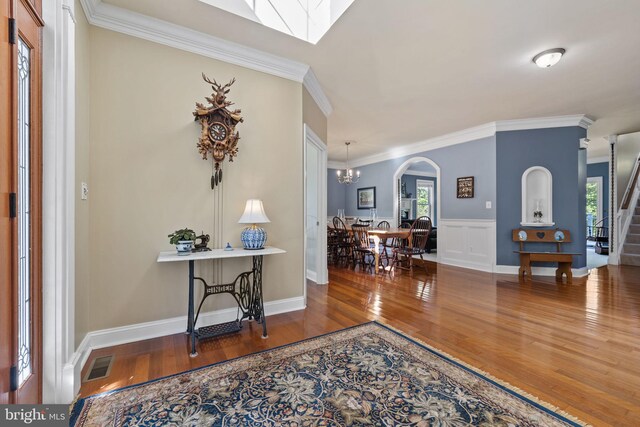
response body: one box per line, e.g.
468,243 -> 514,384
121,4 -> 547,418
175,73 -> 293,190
241,225 -> 267,250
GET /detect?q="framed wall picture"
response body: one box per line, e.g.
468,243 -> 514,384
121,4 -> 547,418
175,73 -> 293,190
357,187 -> 376,209
457,176 -> 474,198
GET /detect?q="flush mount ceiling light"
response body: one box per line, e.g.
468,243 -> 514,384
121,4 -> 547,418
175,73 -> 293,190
532,48 -> 566,68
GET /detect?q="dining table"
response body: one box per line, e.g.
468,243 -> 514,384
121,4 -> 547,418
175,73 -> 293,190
367,228 -> 412,272
330,223 -> 412,273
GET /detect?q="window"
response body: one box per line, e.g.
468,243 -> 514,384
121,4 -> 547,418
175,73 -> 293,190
416,179 -> 434,219
586,176 -> 602,234
199,0 -> 355,44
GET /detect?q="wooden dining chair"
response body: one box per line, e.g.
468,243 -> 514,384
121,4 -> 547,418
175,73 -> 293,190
332,217 -> 352,267
356,218 -> 373,228
390,216 -> 433,274
351,223 -> 376,272
376,221 -> 392,267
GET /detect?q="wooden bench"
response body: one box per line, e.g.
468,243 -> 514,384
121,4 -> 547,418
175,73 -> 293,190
512,229 -> 580,283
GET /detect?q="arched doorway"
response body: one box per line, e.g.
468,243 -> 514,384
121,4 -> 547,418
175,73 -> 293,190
392,157 -> 441,263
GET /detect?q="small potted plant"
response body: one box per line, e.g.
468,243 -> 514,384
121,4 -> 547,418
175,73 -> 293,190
168,228 -> 196,255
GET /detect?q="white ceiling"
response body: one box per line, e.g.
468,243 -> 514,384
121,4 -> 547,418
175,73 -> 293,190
103,0 -> 640,162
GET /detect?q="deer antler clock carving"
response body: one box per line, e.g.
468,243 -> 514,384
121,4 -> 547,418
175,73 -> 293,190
193,73 -> 244,188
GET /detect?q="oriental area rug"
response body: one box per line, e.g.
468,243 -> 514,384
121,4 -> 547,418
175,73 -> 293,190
70,322 -> 585,426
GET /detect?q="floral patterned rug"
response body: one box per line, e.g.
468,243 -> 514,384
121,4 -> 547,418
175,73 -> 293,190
70,322 -> 585,426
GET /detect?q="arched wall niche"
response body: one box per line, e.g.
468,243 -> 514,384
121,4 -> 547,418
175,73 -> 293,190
521,166 -> 555,226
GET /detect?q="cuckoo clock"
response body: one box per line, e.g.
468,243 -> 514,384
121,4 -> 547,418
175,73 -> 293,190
193,74 -> 244,188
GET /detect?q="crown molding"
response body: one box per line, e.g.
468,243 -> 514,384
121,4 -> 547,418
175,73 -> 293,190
78,0 -> 332,117
347,114 -> 594,168
328,161 -> 346,169
587,156 -> 609,164
495,114 -> 594,131
303,68 -> 333,117
349,122 -> 497,168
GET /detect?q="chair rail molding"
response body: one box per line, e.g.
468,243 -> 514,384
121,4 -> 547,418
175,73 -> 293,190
78,0 -> 332,116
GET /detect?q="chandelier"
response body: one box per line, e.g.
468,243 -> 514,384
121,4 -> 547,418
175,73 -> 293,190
337,141 -> 360,184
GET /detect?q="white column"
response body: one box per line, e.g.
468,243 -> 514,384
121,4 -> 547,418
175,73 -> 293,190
42,0 -> 76,403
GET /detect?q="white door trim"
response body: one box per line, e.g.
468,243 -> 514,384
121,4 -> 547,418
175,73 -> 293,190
42,0 -> 77,403
392,157 -> 441,264
304,125 -> 328,292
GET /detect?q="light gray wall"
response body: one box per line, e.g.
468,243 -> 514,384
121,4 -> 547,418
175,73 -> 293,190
496,127 -> 587,268
338,136 -> 496,220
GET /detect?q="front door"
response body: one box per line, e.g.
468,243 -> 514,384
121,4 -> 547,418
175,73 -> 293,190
0,0 -> 43,404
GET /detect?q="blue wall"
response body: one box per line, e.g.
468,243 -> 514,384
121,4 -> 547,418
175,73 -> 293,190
401,174 -> 438,225
587,162 -> 610,223
331,136 -> 496,221
327,168 -> 346,216
496,127 -> 587,268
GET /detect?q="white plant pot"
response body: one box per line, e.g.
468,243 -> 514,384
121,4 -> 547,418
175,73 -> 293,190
176,240 -> 194,255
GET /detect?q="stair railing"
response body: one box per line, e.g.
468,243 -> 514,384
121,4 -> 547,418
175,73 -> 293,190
616,154 -> 640,257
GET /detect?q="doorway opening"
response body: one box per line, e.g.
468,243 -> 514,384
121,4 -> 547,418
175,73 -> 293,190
304,125 -> 328,295
586,176 -> 608,268
393,157 -> 441,264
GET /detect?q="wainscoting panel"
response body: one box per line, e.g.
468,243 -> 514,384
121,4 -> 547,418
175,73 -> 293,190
438,220 -> 496,272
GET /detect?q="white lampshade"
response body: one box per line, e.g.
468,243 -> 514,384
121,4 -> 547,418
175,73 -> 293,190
238,199 -> 270,224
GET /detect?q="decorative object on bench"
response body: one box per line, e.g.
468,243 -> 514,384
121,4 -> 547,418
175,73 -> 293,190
193,74 -> 244,189
456,176 -> 474,198
192,233 -> 211,252
168,228 -> 196,255
238,199 -> 270,250
512,228 -> 581,283
521,166 -> 554,226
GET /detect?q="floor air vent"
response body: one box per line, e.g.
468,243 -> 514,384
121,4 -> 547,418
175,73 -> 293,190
84,355 -> 114,382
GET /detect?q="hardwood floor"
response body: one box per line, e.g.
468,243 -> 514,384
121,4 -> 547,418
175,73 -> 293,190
79,263 -> 640,426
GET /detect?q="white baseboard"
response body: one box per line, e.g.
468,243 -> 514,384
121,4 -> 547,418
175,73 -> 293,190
440,258 -> 495,273
67,295 -> 306,403
306,269 -> 317,282
494,265 -> 589,278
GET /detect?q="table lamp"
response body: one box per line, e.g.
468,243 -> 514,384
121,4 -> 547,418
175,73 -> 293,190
238,199 -> 270,250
